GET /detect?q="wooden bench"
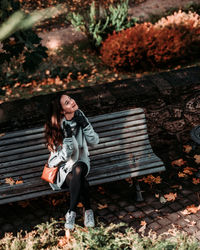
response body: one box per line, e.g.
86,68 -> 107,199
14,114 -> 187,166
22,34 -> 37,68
0,108 -> 166,205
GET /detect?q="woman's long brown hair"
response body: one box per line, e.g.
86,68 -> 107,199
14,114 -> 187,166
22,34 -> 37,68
44,94 -> 64,152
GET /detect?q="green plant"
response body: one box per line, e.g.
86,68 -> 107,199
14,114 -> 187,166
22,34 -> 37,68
66,0 -> 138,48
1,220 -> 199,250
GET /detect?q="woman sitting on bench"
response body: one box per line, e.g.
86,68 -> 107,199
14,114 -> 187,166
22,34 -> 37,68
45,93 -> 99,230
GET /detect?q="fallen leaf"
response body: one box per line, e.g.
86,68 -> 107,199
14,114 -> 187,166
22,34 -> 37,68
183,145 -> 192,154
140,220 -> 147,226
5,177 -> 15,185
183,167 -> 197,175
155,176 -> 162,184
16,180 -> 23,184
140,175 -> 162,185
164,192 -> 177,202
181,204 -> 200,215
138,220 -> 147,233
171,158 -> 186,167
194,155 -> 200,164
97,203 -> 108,210
178,172 -> 186,178
0,133 -> 5,138
192,178 -> 200,185
155,193 -> 159,198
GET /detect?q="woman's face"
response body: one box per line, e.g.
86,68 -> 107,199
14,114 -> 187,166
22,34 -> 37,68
60,95 -> 78,114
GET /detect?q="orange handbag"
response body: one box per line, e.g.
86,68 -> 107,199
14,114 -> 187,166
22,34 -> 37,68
41,164 -> 58,184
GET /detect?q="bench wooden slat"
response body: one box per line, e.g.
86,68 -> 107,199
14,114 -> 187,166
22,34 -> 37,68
0,107 -> 166,204
0,143 -> 153,171
0,147 -> 153,177
0,108 -> 144,141
0,188 -> 55,205
0,128 -> 148,158
89,157 -> 163,177
0,118 -> 145,147
1,161 -> 164,203
0,138 -> 46,153
89,139 -> 151,155
0,127 -> 44,140
0,149 -> 155,180
91,113 -> 145,128
0,132 -> 150,163
0,158 -> 163,194
89,166 -> 165,186
88,107 -> 144,123
0,155 -> 48,168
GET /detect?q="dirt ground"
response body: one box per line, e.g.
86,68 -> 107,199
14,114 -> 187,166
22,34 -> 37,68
39,0 -> 200,48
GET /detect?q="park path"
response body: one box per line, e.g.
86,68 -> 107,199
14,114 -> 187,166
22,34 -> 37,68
39,0 -> 200,49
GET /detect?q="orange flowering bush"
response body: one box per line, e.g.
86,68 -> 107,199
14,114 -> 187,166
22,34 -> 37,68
100,11 -> 200,70
100,22 -> 154,69
154,10 -> 200,35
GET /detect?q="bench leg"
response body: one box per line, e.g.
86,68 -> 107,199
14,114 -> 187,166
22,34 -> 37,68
134,179 -> 144,202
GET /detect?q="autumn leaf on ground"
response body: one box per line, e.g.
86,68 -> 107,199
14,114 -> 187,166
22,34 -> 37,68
183,167 -> 197,175
178,172 -> 187,178
0,133 -> 5,138
183,145 -> 192,154
192,178 -> 200,185
171,158 -> 186,167
138,220 -> 147,233
97,203 -> 108,210
5,177 -> 15,185
194,155 -> 200,164
164,192 -> 177,202
140,175 -> 162,185
181,204 -> 200,215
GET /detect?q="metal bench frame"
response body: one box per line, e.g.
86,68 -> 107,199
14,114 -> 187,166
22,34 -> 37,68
0,108 -> 165,205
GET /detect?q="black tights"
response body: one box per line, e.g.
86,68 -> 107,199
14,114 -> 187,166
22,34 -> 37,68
65,161 -> 91,212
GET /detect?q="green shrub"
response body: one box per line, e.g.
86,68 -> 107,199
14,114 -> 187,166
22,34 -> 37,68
66,0 -> 138,48
0,221 -> 199,250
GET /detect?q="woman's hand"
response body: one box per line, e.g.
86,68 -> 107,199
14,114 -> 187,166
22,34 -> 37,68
63,122 -> 73,138
74,110 -> 89,128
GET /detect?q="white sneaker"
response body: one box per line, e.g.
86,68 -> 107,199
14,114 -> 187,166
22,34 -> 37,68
65,210 -> 76,230
84,209 -> 95,228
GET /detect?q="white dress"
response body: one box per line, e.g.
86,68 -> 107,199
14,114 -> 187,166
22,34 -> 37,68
48,110 -> 99,190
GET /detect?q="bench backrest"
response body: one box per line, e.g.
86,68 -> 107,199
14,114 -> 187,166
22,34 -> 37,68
0,108 -> 165,204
